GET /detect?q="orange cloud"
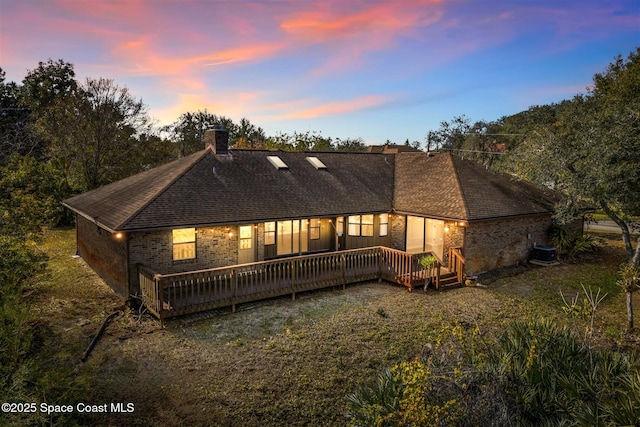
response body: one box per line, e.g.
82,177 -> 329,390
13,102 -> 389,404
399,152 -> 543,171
279,0 -> 444,76
280,0 -> 443,41
279,95 -> 392,119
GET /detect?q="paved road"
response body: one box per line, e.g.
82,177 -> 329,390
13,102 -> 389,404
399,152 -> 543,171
585,220 -> 638,235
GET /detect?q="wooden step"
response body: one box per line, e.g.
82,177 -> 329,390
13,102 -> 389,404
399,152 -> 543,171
439,273 -> 462,289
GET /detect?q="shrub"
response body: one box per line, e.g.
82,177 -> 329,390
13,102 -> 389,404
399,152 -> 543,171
347,319 -> 640,426
549,223 -> 601,259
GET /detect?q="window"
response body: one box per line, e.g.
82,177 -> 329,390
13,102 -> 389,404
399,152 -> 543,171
172,228 -> 196,260
306,156 -> 327,169
337,217 -> 344,235
276,219 -> 309,255
379,213 -> 389,237
239,225 -> 252,249
310,218 -> 321,240
267,155 -> 288,169
361,214 -> 374,237
348,215 -> 374,237
264,222 -> 275,245
348,215 -> 361,236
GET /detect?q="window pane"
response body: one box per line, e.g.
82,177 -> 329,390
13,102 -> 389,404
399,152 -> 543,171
361,215 -> 374,236
293,220 -> 300,253
310,218 -> 320,240
406,216 -> 425,253
173,243 -> 195,260
379,214 -> 389,237
300,219 -> 308,252
348,216 -> 361,236
277,221 -> 292,255
173,228 -> 195,244
337,217 -> 344,234
264,222 -> 275,245
239,225 -> 252,249
173,228 -> 196,260
239,225 -> 252,239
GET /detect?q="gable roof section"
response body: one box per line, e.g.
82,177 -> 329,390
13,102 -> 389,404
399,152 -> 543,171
62,149 -> 207,231
63,148 -> 395,231
394,153 -> 558,221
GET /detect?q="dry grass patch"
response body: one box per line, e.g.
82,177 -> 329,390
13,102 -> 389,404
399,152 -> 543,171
23,229 -> 639,426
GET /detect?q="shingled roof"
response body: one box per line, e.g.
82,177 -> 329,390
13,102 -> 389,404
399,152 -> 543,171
63,148 -> 395,232
63,149 -> 559,232
393,152 -> 559,221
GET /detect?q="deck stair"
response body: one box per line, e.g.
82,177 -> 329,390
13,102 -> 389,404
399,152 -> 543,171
407,268 -> 462,289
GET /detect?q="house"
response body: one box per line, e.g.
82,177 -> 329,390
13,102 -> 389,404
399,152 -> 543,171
62,127 -> 560,299
367,143 -> 422,154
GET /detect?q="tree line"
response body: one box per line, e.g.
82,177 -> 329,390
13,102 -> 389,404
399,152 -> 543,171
430,48 -> 639,267
0,60 -> 367,194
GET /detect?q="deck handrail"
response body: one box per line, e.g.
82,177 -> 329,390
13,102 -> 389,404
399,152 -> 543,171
448,246 -> 466,284
138,246 -> 444,322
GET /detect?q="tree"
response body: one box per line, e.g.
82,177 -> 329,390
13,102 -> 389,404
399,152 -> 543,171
166,110 -> 237,156
618,263 -> 640,331
19,59 -> 78,113
0,68 -> 32,164
37,77 -> 151,190
425,115 -> 471,153
265,131 -> 337,152
334,137 -> 366,152
504,49 -> 640,266
234,117 -> 267,149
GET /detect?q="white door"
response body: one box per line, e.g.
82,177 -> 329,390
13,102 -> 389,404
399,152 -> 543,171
424,219 -> 444,260
238,225 -> 255,264
406,216 -> 425,253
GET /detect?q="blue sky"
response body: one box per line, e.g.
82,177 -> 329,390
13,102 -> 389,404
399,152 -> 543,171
1,0 -> 638,144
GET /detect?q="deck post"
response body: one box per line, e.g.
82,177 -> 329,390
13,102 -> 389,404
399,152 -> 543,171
231,270 -> 237,313
340,254 -> 346,290
291,259 -> 297,301
377,247 -> 383,283
156,275 -> 165,327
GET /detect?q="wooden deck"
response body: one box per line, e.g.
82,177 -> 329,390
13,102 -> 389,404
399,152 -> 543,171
139,246 -> 465,322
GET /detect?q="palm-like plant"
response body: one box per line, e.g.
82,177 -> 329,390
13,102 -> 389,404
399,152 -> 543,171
419,254 -> 438,289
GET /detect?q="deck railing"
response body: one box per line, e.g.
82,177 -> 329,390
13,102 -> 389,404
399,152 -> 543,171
448,246 -> 466,284
139,246 -> 442,322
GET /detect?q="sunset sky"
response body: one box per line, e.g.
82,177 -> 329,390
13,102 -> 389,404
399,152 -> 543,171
1,0 -> 638,144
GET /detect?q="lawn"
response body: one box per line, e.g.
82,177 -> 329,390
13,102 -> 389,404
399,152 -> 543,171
19,228 -> 640,426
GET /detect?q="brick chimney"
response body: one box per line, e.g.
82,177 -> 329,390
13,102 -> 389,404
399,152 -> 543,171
204,124 -> 229,154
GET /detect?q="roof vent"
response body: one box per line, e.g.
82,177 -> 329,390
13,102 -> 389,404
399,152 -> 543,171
267,155 -> 288,170
306,156 -> 327,169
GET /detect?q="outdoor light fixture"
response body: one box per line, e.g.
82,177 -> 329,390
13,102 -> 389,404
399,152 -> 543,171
114,232 -> 124,240
444,225 -> 450,233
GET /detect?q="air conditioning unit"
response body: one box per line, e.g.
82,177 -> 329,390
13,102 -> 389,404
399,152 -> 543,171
532,244 -> 557,263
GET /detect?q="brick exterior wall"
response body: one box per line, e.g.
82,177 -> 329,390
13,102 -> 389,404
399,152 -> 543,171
463,214 -> 553,274
443,221 -> 465,263
390,214 -> 406,250
127,225 -> 241,293
76,215 -> 129,296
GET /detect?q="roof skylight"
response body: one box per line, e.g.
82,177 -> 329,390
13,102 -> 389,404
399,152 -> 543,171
267,155 -> 288,170
306,156 -> 327,170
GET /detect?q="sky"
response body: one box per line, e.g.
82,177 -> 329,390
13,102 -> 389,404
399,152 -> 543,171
1,0 -> 639,145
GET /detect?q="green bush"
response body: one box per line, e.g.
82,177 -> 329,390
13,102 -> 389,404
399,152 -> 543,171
549,223 -> 601,259
347,319 -> 640,426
